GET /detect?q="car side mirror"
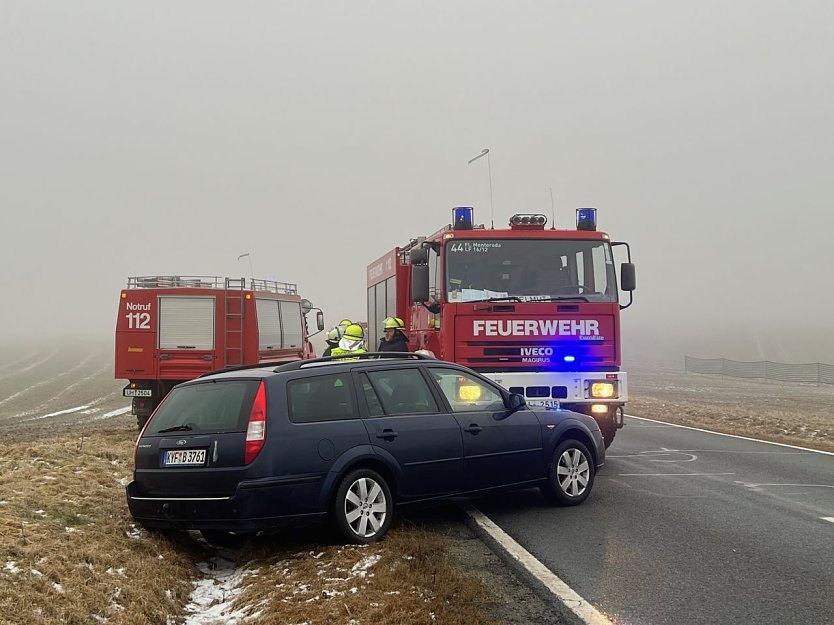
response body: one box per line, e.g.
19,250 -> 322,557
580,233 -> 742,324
506,393 -> 526,415
316,310 -> 325,331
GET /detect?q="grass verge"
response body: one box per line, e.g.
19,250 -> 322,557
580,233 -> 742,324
0,425 -> 496,625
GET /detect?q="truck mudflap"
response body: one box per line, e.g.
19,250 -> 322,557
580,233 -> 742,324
614,405 -> 625,428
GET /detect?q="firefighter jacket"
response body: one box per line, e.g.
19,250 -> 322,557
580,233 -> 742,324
329,346 -> 366,359
330,335 -> 366,359
377,331 -> 409,353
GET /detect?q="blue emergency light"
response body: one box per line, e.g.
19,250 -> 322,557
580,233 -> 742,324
576,207 -> 597,231
563,355 -> 576,363
453,207 -> 474,230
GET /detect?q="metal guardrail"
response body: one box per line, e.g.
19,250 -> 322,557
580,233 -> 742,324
685,356 -> 834,385
126,276 -> 298,295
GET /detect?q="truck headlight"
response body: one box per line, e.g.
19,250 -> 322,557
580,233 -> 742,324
588,381 -> 617,399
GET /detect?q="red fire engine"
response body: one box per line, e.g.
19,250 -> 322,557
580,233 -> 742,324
366,207 -> 636,447
115,275 -> 324,428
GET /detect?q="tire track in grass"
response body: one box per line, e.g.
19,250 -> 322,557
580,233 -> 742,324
2,355 -> 104,413
88,405 -> 132,421
0,349 -> 41,374
25,392 -> 117,421
0,349 -> 59,382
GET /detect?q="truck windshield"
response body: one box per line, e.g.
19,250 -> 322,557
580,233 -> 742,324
444,238 -> 617,303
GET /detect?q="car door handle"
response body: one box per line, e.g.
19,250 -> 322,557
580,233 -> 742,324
463,424 -> 482,434
376,429 -> 398,440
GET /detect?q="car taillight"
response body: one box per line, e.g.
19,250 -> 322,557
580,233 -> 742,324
244,382 -> 267,465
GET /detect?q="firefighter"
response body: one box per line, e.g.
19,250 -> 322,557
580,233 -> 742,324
330,324 -> 366,359
322,326 -> 341,357
321,318 -> 354,357
378,317 -> 410,353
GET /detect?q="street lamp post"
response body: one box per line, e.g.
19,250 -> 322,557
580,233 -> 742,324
467,148 -> 494,228
238,253 -> 255,281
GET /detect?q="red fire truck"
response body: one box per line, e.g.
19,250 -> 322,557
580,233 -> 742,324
115,275 -> 324,428
366,207 -> 636,447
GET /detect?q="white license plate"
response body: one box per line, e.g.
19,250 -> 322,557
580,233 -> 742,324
527,399 -> 561,409
124,389 -> 153,397
163,449 -> 206,466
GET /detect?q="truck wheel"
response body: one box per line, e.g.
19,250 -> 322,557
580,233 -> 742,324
333,469 -> 393,544
540,439 -> 595,506
136,415 -> 149,430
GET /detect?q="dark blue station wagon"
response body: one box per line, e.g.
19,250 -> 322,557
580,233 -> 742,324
126,354 -> 605,545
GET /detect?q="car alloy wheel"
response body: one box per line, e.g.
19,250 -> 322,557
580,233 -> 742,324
541,439 -> 595,506
334,468 -> 393,544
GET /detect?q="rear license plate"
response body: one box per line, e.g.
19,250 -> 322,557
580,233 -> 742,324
124,389 -> 153,397
163,449 -> 206,466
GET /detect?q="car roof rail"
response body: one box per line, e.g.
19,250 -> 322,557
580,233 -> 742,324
273,351 -> 433,372
198,359 -> 304,378
198,352 -> 434,378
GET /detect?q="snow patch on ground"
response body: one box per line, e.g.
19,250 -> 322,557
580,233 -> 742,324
181,555 -> 257,625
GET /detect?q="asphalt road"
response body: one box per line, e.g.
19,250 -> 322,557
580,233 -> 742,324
473,417 -> 834,625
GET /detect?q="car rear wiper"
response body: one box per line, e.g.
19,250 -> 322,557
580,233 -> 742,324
157,424 -> 193,433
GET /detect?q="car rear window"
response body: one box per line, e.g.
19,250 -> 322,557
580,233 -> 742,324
146,380 -> 260,434
287,373 -> 356,423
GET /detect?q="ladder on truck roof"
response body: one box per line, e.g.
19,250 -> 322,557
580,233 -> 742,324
224,278 -> 246,367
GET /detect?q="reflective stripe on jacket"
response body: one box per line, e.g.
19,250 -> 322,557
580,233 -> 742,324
329,346 -> 366,360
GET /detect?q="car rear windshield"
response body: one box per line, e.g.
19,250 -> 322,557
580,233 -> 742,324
146,380 -> 261,435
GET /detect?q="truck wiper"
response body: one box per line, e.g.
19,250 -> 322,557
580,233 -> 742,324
535,295 -> 590,302
467,296 -> 523,303
158,424 -> 193,433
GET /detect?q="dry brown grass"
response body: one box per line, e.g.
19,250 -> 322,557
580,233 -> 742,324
0,425 -> 496,625
627,364 -> 834,452
231,523 -> 493,625
0,427 -> 200,625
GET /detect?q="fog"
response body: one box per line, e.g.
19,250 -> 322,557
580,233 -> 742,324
2,1 -> 832,365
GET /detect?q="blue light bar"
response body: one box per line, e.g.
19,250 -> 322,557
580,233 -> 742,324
576,207 -> 597,231
563,355 -> 576,363
453,206 -> 474,230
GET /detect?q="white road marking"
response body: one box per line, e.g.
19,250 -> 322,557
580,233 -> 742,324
609,450 -> 810,456
822,517 -> 834,524
608,448 -> 699,462
618,473 -> 736,477
461,503 -> 615,625
739,483 -> 834,490
626,415 -> 834,456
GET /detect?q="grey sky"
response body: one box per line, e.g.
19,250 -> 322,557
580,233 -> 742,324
2,1 -> 832,363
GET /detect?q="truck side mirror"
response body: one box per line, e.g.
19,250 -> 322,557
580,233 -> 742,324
412,265 -> 429,303
410,248 -> 428,265
620,263 -> 636,292
316,310 -> 325,331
